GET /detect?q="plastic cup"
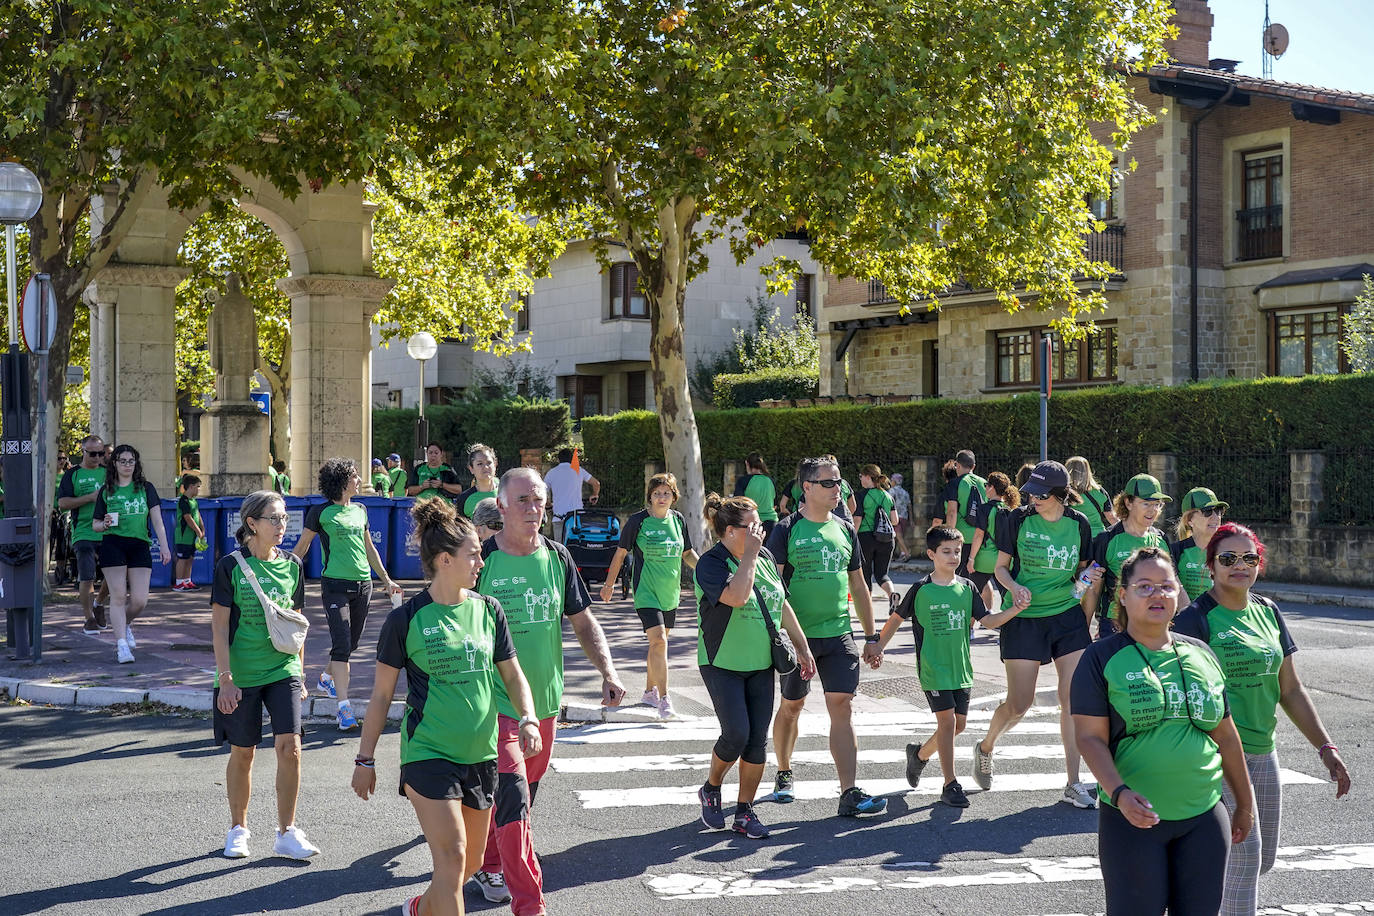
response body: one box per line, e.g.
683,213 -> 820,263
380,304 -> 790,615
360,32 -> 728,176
107,512 -> 120,527
390,589 -> 404,609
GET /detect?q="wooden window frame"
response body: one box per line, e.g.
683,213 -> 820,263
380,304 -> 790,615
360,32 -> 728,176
515,293 -> 530,333
994,325 -> 1118,389
608,262 -> 648,320
795,272 -> 814,320
1266,305 -> 1350,377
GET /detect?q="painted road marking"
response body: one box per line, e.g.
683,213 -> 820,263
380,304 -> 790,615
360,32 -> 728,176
576,769 -> 1324,810
551,744 -> 1075,774
645,846 -> 1374,900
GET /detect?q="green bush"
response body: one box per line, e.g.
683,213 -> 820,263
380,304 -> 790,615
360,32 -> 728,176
713,368 -> 820,409
372,398 -> 572,480
179,440 -> 200,456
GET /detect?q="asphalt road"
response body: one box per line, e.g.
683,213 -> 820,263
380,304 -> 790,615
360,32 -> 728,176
0,591 -> 1369,916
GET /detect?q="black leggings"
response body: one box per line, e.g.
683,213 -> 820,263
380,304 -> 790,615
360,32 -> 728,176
858,531 -> 893,590
1099,799 -> 1230,915
699,665 -> 775,765
321,577 -> 373,663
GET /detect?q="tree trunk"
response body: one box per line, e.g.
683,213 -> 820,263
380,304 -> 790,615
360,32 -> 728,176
639,197 -> 710,551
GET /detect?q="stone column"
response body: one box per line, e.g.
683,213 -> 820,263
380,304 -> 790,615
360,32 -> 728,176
1289,450 -> 1325,530
909,456 -> 940,532
278,274 -> 394,492
82,287 -> 116,446
818,329 -> 843,397
644,461 -> 664,493
723,460 -> 742,495
1147,452 -> 1178,503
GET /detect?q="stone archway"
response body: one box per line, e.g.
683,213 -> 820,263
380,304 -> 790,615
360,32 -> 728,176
83,175 -> 391,493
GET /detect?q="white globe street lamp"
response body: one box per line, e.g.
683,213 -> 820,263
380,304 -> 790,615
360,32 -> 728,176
405,331 -> 439,466
0,162 -> 43,346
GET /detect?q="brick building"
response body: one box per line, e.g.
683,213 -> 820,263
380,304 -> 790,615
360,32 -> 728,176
818,0 -> 1374,400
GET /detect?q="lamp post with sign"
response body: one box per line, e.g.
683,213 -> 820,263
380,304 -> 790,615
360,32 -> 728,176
406,332 -> 438,465
0,161 -> 44,660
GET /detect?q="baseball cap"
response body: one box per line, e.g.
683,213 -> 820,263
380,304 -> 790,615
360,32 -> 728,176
1124,474 -> 1171,502
387,453 -> 401,462
1181,487 -> 1228,513
1019,460 -> 1069,496
371,458 -> 384,468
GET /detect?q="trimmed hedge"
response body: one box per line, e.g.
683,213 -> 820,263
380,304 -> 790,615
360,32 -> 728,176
373,398 -> 572,478
713,368 -> 820,409
583,374 -> 1374,506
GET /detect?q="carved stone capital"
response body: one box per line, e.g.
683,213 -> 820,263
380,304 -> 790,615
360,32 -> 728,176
275,273 -> 395,306
95,262 -> 191,290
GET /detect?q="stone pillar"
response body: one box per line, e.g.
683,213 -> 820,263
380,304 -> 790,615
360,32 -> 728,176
909,456 -> 940,532
1147,452 -> 1178,503
83,288 -> 116,446
819,330 -> 843,398
278,274 -> 394,492
723,460 -> 742,495
644,461 -> 664,493
202,405 -> 270,496
85,263 -> 189,492
1289,450 -> 1325,530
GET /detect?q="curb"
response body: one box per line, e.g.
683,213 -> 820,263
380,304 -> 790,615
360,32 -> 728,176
1264,587 -> 1374,610
559,701 -> 696,724
0,680 -> 407,720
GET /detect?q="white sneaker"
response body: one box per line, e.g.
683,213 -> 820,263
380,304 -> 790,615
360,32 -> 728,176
273,825 -> 320,859
657,695 -> 676,719
116,640 -> 134,664
1063,782 -> 1098,809
641,686 -> 660,707
224,825 -> 251,858
470,869 -> 512,903
124,626 -> 136,649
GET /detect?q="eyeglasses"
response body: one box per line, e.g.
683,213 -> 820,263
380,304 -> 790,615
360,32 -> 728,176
115,457 -> 136,465
255,514 -> 289,525
1127,582 -> 1180,597
807,478 -> 842,488
1215,551 -> 1261,568
1197,507 -> 1225,518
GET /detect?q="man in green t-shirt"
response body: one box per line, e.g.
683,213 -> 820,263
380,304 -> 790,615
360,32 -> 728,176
57,434 -> 109,632
472,467 -> 625,913
385,454 -> 408,500
765,456 -> 886,818
271,459 -> 291,495
405,442 -> 462,500
940,449 -> 988,570
174,474 -> 207,590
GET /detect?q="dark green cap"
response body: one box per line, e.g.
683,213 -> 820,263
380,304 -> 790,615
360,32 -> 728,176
1181,487 -> 1228,513
1124,473 -> 1171,502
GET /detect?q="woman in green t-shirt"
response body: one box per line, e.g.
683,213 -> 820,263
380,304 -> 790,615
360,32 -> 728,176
964,471 -> 1020,612
211,490 -> 318,861
353,496 -> 544,916
693,493 -> 814,839
295,458 -> 402,732
92,444 -> 171,665
733,453 -> 778,537
1173,524 -> 1351,916
1072,546 -> 1254,916
1170,487 -> 1227,602
370,458 -> 391,497
456,443 -> 499,519
601,472 -> 699,719
1066,456 -> 1117,538
1084,474 -> 1173,641
854,464 -> 898,606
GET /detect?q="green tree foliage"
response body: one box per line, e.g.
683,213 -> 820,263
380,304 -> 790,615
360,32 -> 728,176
713,368 -> 820,409
690,294 -> 817,400
1339,275 -> 1374,373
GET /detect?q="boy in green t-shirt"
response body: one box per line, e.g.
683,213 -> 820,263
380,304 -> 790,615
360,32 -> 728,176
877,526 -> 1022,807
174,474 -> 206,590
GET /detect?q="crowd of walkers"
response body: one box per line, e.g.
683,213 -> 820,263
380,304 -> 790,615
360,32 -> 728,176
50,434 -> 1352,915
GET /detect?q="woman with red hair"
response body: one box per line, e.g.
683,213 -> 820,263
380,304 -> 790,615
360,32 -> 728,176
1173,522 -> 1352,916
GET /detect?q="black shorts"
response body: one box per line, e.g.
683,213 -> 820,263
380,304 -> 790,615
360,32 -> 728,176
999,607 -> 1091,664
98,534 -> 152,570
636,607 -> 676,631
321,577 -> 373,662
924,687 -> 972,715
174,543 -> 197,559
968,570 -> 995,594
400,757 -> 498,808
780,633 -> 860,700
213,675 -> 304,748
960,542 -> 973,569
74,540 -> 100,582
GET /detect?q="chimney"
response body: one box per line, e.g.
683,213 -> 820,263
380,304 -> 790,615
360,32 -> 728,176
1165,0 -> 1213,68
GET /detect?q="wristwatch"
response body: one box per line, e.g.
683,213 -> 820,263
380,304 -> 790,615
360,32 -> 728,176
865,634 -> 881,644
518,715 -> 539,730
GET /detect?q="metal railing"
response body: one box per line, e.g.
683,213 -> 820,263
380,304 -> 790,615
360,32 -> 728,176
1174,449 -> 1290,524
1236,205 -> 1283,261
1320,450 -> 1374,527
1085,224 -> 1126,274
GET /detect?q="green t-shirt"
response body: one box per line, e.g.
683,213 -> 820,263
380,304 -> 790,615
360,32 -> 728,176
477,538 -> 591,719
93,481 -> 159,543
376,591 -> 516,765
370,471 -> 391,497
693,543 -> 786,672
1072,633 -> 1230,820
857,487 -> 894,534
940,472 -> 988,541
58,466 -> 107,543
175,495 -> 202,546
737,475 -> 778,522
896,575 -> 989,691
1173,594 -> 1297,755
765,513 -> 862,638
972,501 -> 1003,574
458,486 -> 497,518
388,467 -> 408,499
619,509 -> 693,612
1092,522 -> 1169,622
1170,537 -> 1213,600
305,501 -> 371,581
994,505 -> 1092,618
211,550 -> 306,688
1078,487 -> 1113,538
409,463 -> 458,500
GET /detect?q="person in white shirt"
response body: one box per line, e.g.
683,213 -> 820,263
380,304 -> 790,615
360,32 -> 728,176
890,473 -> 913,561
543,448 -> 600,541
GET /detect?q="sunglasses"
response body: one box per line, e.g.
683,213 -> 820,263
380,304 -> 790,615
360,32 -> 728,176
1127,582 -> 1180,597
806,478 -> 842,488
85,450 -> 104,457
1215,552 -> 1260,568
1196,507 -> 1225,518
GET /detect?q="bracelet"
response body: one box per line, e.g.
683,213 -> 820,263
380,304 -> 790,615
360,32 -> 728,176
354,755 -> 375,768
1111,784 -> 1130,806
865,634 -> 881,644
1319,743 -> 1338,756
517,715 -> 539,730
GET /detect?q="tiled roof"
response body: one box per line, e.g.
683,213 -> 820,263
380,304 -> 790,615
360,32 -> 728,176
1146,65 -> 1374,115
1255,263 -> 1374,292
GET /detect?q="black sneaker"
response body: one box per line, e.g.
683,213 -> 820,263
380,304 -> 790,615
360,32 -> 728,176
838,786 -> 888,817
94,605 -> 110,630
941,780 -> 970,808
698,784 -> 725,830
773,769 -> 795,803
82,620 -> 101,634
731,806 -> 770,839
905,741 -> 929,788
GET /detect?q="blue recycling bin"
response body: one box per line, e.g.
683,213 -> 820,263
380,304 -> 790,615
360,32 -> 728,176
215,496 -> 244,561
151,498 -> 219,589
288,496 -> 325,578
389,497 -> 423,580
357,496 -> 394,580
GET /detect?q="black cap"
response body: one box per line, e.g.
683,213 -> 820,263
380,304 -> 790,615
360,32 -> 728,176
1020,460 -> 1069,497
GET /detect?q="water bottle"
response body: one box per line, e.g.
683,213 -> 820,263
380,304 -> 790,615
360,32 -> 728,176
1073,562 -> 1100,600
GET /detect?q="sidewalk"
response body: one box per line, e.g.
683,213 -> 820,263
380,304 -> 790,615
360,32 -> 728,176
3,571 -> 1371,720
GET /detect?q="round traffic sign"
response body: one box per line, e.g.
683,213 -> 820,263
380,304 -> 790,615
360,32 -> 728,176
20,273 -> 57,353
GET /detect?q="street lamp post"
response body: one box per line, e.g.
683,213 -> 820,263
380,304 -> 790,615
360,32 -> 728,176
406,332 -> 438,466
0,161 -> 44,661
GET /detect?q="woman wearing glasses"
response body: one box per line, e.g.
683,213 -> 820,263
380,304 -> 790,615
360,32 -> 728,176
91,445 -> 171,664
1173,524 -> 1351,916
1084,474 -> 1172,641
211,490 -> 320,860
1073,546 -> 1254,916
1170,488 -> 1228,602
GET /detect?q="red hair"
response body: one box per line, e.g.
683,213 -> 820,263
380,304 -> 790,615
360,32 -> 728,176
1206,522 -> 1267,574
